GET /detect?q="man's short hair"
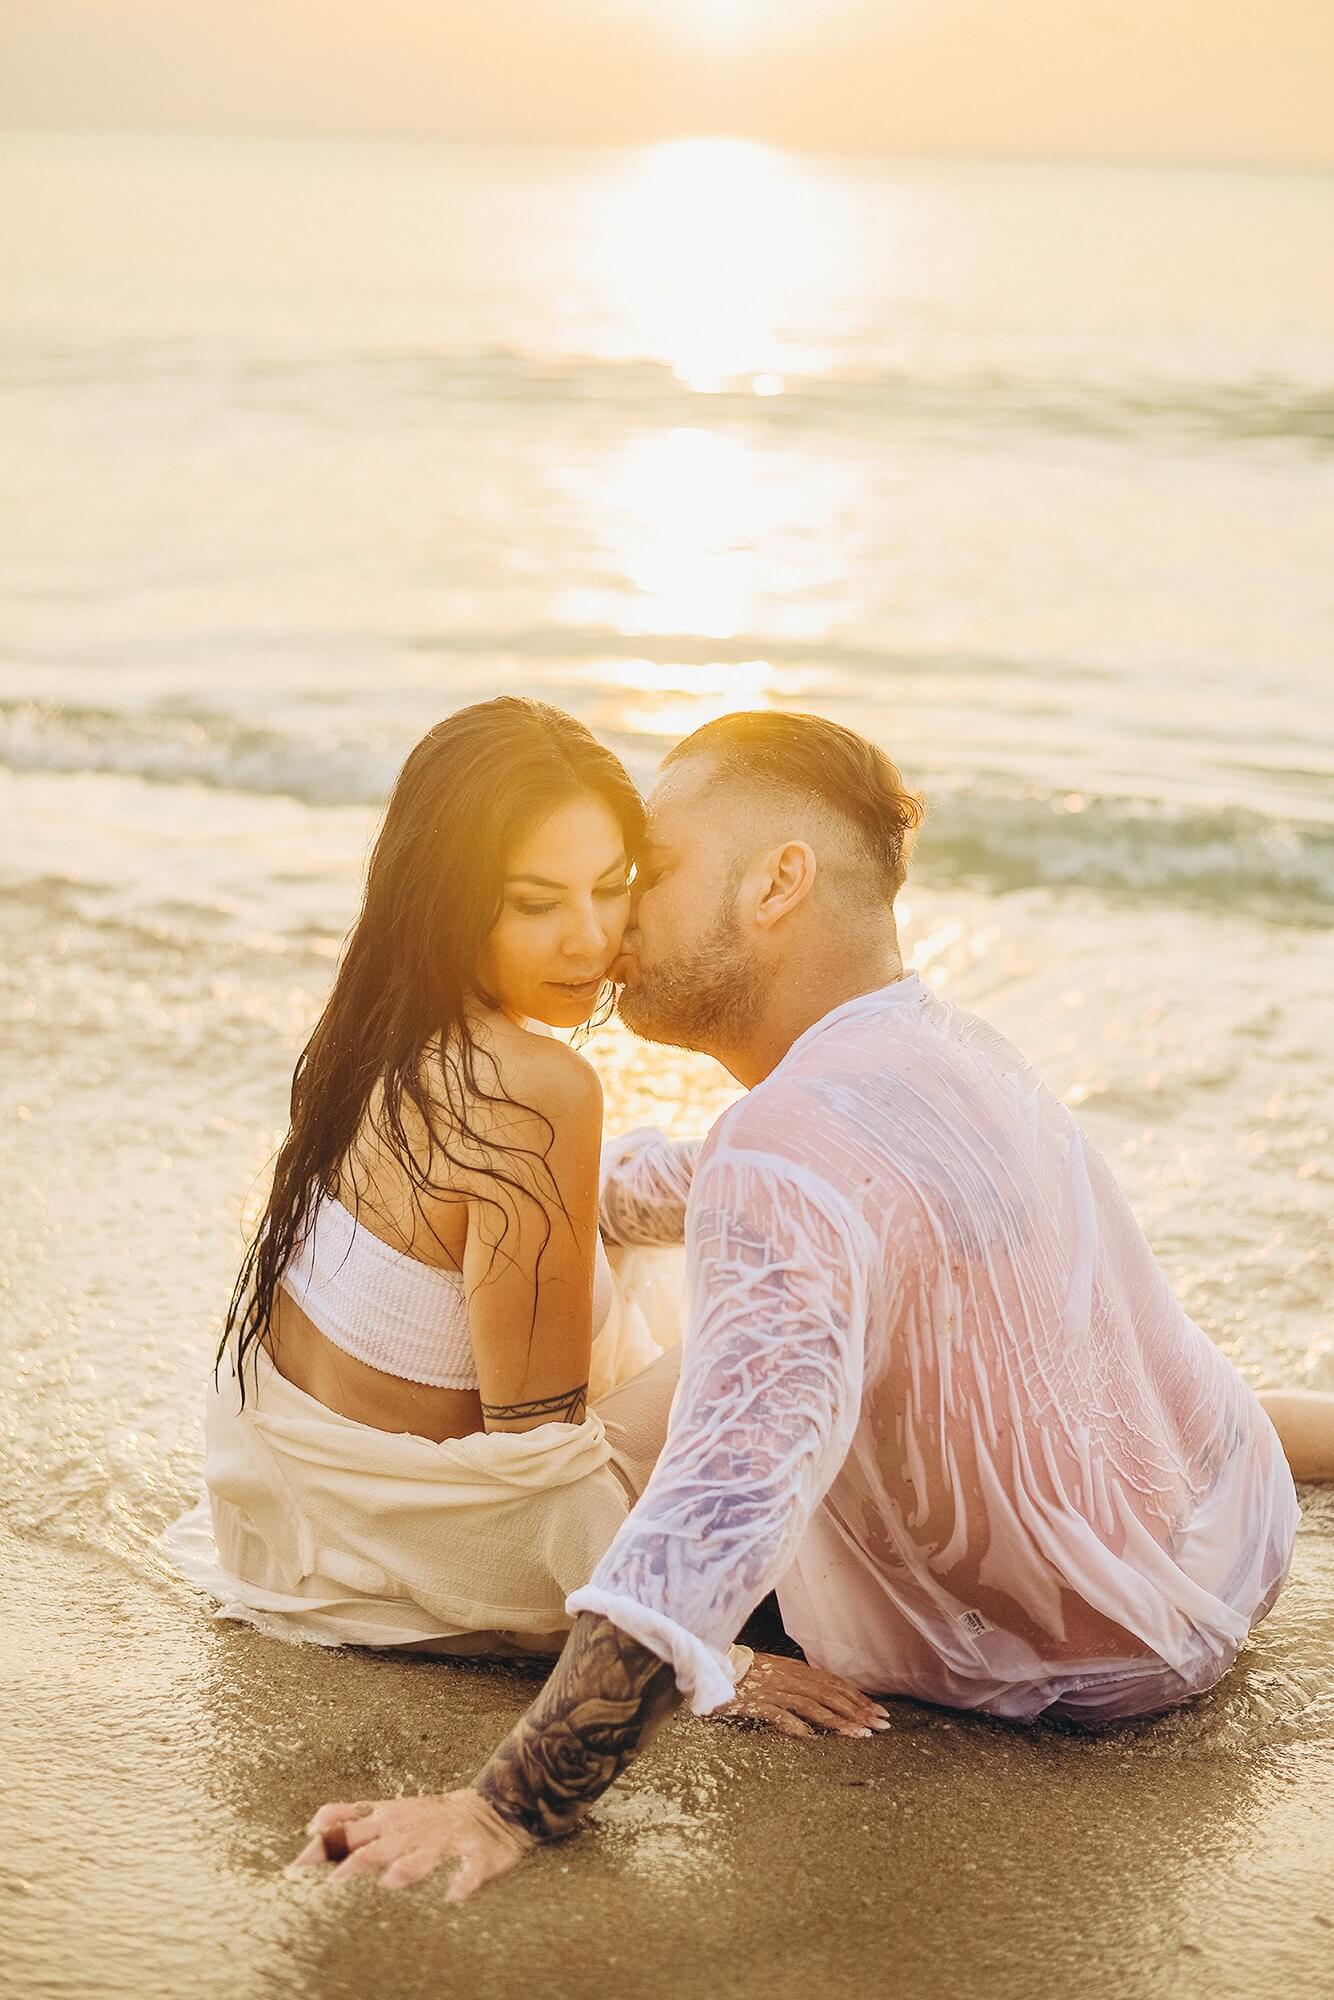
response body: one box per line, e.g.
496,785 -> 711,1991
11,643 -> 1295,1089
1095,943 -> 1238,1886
662,709 -> 924,901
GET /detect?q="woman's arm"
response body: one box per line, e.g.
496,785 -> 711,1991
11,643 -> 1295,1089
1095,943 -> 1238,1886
464,1041 -> 604,1433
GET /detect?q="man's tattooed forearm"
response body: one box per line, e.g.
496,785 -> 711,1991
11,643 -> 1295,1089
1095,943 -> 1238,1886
481,1383 -> 588,1424
472,1613 -> 681,1841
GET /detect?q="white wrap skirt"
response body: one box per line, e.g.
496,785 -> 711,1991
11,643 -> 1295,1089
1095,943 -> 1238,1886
162,1247 -> 686,1656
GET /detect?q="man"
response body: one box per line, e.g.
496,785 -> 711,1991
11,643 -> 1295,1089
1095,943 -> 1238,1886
289,710 -> 1300,1897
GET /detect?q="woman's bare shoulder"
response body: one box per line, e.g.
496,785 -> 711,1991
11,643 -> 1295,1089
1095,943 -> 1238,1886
429,1014 -> 603,1148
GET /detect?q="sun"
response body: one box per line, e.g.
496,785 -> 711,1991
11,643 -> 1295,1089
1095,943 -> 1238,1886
631,0 -> 831,54
630,0 -> 788,50
675,0 -> 770,46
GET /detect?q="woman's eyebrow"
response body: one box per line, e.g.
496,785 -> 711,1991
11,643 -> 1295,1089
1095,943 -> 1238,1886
506,855 -> 628,890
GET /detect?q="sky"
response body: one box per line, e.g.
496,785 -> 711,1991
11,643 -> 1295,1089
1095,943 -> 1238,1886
2,0 -> 1332,167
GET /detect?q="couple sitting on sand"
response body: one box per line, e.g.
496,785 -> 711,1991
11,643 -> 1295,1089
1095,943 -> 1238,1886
169,696 -> 1325,1898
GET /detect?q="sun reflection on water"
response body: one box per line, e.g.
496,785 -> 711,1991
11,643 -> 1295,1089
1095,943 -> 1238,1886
564,135 -> 852,393
554,417 -> 858,671
586,658 -> 776,742
535,135 -> 872,731
605,138 -> 798,391
558,424 -> 792,643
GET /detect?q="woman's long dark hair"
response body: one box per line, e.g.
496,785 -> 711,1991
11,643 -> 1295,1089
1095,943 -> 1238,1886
219,697 -> 645,1402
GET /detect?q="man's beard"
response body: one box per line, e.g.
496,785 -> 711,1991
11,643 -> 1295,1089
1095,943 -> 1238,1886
617,903 -> 765,1054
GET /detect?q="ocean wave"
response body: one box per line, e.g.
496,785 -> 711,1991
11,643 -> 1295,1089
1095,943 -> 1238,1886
405,625 -> 1059,679
5,699 -> 1333,925
920,787 -> 1334,924
5,339 -> 1332,451
0,699 -> 397,809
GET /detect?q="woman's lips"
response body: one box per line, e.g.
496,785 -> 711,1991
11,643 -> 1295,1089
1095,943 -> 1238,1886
548,974 -> 604,995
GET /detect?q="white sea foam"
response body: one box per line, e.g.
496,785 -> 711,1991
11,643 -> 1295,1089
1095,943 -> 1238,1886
4,697 -> 1332,922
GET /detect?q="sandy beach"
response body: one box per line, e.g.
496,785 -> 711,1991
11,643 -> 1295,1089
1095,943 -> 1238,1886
4,1491 -> 1333,2000
4,861 -> 1333,1999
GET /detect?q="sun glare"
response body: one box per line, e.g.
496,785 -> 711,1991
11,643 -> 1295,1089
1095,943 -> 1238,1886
600,138 -> 800,391
591,656 -> 778,744
675,0 -> 769,47
536,127 -> 869,741
633,0 -> 827,51
557,425 -> 777,640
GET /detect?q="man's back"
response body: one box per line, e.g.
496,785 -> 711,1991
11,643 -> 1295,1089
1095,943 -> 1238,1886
720,975 -> 1297,1717
577,975 -> 1298,1722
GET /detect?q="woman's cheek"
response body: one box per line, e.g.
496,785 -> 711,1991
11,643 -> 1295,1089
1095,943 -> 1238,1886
496,917 -> 536,993
540,913 -> 573,978
606,898 -> 631,952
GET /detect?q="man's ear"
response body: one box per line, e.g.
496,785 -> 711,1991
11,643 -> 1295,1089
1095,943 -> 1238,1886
753,841 -> 817,931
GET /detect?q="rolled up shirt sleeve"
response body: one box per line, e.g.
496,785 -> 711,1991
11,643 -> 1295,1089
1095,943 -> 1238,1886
599,1126 -> 703,1245
569,1148 -> 873,1712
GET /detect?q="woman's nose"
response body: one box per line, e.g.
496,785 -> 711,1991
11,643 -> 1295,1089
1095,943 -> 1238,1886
563,900 -> 612,959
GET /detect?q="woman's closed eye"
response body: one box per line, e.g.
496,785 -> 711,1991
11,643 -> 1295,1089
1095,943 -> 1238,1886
513,884 -> 629,918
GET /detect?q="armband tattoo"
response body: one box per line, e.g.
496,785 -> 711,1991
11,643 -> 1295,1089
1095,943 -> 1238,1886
480,1383 -> 589,1425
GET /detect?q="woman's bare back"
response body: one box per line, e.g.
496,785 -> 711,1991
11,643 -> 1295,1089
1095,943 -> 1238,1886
269,1009 -> 601,1442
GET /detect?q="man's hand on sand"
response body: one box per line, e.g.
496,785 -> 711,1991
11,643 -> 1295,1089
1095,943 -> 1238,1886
285,1630 -> 888,1897
285,1790 -> 533,1898
718,1652 -> 891,1738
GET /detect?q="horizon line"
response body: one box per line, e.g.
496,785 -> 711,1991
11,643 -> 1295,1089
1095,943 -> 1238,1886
5,115 -> 1333,182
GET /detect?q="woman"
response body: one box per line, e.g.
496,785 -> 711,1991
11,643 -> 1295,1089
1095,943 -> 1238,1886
165,698 -> 883,1739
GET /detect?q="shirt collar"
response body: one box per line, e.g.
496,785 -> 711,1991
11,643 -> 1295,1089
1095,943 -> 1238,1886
769,971 -> 924,1081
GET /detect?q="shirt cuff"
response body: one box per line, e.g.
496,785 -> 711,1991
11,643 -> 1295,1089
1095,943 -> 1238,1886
565,1586 -> 739,1715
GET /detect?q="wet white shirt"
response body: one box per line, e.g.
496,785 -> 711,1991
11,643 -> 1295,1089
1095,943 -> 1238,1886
572,977 -> 1298,1722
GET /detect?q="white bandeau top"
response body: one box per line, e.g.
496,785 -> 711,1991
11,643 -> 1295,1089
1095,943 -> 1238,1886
281,1192 -> 614,1391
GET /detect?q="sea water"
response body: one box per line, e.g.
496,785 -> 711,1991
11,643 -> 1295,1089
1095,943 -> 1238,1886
1,125 -> 1331,1582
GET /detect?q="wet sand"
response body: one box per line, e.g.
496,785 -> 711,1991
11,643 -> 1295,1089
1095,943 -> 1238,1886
3,873 -> 1334,1999
3,1488 -> 1332,2000
2,892 -> 1334,2000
